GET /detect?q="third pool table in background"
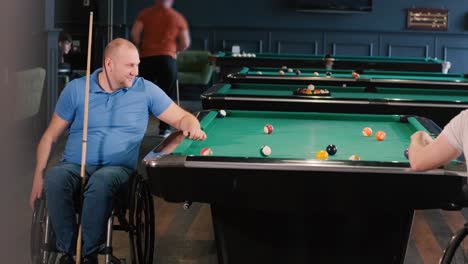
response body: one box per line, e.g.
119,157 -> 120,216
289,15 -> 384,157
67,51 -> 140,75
226,67 -> 468,90
210,52 -> 445,81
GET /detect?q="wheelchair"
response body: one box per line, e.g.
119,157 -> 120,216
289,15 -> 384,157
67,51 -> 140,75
30,172 -> 155,264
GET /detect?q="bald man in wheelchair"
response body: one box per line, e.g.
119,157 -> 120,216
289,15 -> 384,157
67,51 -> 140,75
29,38 -> 206,264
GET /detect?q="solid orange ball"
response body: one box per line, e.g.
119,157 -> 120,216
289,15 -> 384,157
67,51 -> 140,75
375,131 -> 386,141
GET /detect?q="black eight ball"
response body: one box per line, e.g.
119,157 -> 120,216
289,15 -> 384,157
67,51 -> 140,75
325,71 -> 331,76
326,144 -> 337,155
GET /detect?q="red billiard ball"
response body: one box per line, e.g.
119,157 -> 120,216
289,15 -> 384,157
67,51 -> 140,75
200,147 -> 213,156
263,124 -> 274,134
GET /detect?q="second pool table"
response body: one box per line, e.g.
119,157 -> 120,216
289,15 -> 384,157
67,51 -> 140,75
201,82 -> 468,126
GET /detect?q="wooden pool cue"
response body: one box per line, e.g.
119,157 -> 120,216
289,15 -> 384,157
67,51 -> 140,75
76,11 -> 93,264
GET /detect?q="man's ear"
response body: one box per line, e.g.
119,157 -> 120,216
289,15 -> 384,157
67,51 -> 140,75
104,57 -> 113,72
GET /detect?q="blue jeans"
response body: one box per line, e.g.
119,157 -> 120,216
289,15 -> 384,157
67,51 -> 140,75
44,162 -> 133,256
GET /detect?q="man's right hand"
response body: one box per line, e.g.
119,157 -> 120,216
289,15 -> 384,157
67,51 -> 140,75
29,174 -> 44,209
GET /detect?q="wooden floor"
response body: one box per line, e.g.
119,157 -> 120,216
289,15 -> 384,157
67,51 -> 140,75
108,198 -> 468,264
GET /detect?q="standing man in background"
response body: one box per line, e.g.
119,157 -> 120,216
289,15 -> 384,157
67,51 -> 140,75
131,0 -> 191,138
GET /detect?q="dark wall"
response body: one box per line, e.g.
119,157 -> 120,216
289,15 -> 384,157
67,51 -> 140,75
172,0 -> 466,32
127,0 -> 468,72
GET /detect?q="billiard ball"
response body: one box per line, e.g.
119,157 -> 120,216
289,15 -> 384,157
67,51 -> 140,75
200,147 -> 213,156
263,124 -> 274,134
313,72 -> 320,77
362,127 -> 373,137
295,69 -> 301,75
352,72 -> 360,79
260,145 -> 272,156
316,150 -> 329,160
307,84 -> 315,91
348,155 -> 360,161
256,71 -> 263,75
217,109 -> 227,118
404,148 -> 409,159
326,144 -> 337,155
375,131 -> 386,141
287,68 -> 293,73
281,66 -> 288,69
325,72 -> 331,77
278,70 -> 285,75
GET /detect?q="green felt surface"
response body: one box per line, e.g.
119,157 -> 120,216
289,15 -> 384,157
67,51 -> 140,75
216,52 -> 442,63
243,68 -> 466,82
173,110 -> 429,162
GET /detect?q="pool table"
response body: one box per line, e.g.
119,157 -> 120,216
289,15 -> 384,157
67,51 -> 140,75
210,52 -> 445,81
201,82 -> 468,126
226,67 -> 468,90
143,110 -> 467,264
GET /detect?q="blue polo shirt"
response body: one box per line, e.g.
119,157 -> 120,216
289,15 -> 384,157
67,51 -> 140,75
56,68 -> 172,169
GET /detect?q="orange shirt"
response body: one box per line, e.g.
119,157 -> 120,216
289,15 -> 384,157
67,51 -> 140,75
136,6 -> 188,59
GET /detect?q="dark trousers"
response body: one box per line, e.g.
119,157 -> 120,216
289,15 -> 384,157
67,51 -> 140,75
44,162 -> 133,256
139,55 -> 177,132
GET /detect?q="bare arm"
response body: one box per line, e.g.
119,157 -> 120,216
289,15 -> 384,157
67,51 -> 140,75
176,30 -> 191,52
29,113 -> 70,208
157,102 -> 206,140
408,131 -> 460,171
131,20 -> 144,49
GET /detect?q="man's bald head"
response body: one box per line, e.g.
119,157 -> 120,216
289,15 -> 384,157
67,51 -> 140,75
103,38 -> 138,63
101,38 -> 140,90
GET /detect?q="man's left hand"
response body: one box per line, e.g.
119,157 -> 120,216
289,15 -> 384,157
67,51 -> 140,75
183,127 -> 206,141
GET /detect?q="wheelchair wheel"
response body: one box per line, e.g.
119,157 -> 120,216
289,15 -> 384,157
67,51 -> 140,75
30,197 -> 58,264
440,224 -> 468,264
128,174 -> 155,264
